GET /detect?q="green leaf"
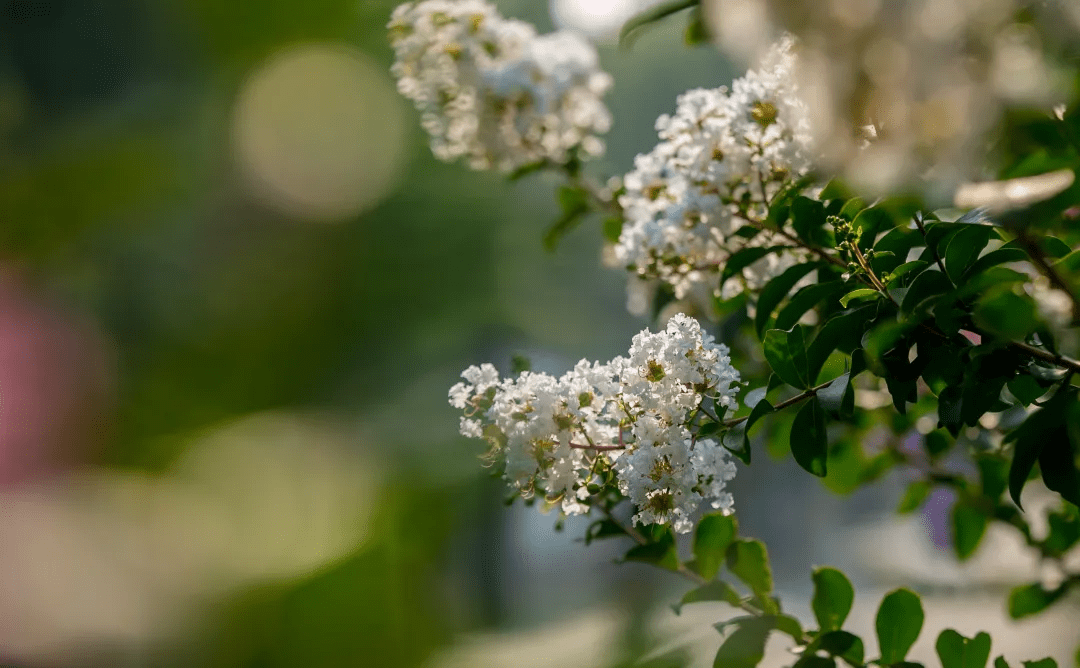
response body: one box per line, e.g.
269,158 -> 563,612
1007,583 -> 1066,619
755,263 -> 822,336
811,567 -> 855,632
994,656 -> 1011,668
603,216 -> 624,244
936,629 -> 992,668
713,616 -> 775,668
840,288 -> 880,308
875,588 -> 924,664
624,529 -> 679,571
944,224 -> 995,282
511,354 -> 532,374
1006,387 -> 1075,508
544,185 -> 590,251
793,657 -> 836,668
695,513 -> 738,580
901,269 -> 953,316
806,306 -> 877,384
726,539 -> 773,596
674,580 -> 742,613
1007,375 -> 1046,406
805,630 -> 866,667
973,287 -> 1038,340
962,247 -> 1028,282
721,244 -> 794,286
952,502 -> 988,560
775,281 -> 849,332
683,5 -> 710,44
816,372 -> 850,415
773,614 -> 804,640
723,399 -> 774,464
791,398 -> 828,477
1021,660 -> 1058,668
620,0 -> 699,47
1043,508 -> 1080,556
897,480 -> 931,514
584,519 -> 626,544
763,326 -> 810,389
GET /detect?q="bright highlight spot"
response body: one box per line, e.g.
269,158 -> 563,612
550,0 -> 648,40
232,43 -> 407,221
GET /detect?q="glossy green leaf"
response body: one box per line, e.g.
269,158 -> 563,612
755,263 -> 823,336
763,326 -> 810,389
791,398 -> 828,477
944,224 -> 995,282
624,529 -> 679,571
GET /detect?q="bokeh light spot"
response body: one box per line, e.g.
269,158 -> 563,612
232,43 -> 408,221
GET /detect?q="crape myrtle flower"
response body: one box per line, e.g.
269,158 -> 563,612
449,314 -> 741,533
388,0 -> 612,172
612,36 -> 814,316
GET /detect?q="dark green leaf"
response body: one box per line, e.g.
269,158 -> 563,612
775,282 -> 849,332
791,398 -> 828,477
584,519 -> 626,544
1007,375 -> 1046,406
994,657 -> 1011,668
811,567 -> 854,632
695,513 -> 738,580
723,399 -> 774,464
817,372 -> 850,414
1007,388 -> 1074,508
973,287 -> 1038,340
952,502 -> 988,560
901,269 -> 953,316
793,657 -> 836,668
936,630 -> 992,668
763,326 -> 810,389
962,247 -> 1028,282
809,630 -> 865,666
875,588 -> 924,664
721,245 -> 795,286
726,539 -> 773,596
806,305 -> 877,384
1021,660 -> 1058,668
944,224 -> 995,282
756,263 -> 823,336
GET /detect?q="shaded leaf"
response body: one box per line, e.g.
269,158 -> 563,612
791,398 -> 828,477
695,513 -> 738,580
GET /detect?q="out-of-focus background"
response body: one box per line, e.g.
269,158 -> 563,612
0,1 -> 1075,666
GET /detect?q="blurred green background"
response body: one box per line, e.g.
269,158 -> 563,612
0,1 -> 740,665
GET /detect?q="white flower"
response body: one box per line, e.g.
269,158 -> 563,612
450,314 -> 742,532
612,36 -> 813,316
389,0 -> 612,171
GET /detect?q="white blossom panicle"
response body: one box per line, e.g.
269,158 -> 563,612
388,0 -> 613,172
612,36 -> 813,314
449,314 -> 741,532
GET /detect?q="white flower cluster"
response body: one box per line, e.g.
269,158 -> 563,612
612,37 -> 814,313
388,0 -> 613,172
449,314 -> 741,533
